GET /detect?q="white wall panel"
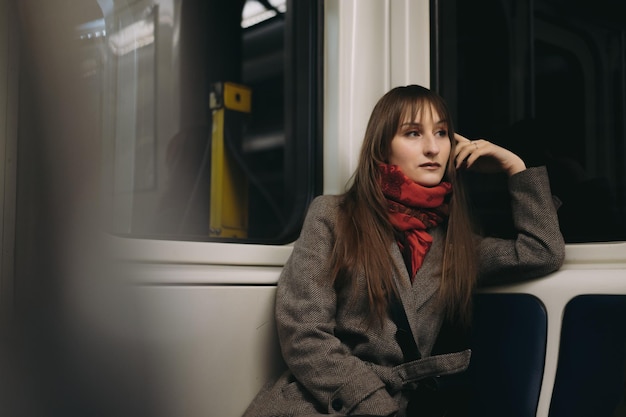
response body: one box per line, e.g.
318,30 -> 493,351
324,0 -> 391,194
136,286 -> 283,417
390,0 -> 430,88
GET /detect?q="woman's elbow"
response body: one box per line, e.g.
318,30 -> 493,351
539,236 -> 566,275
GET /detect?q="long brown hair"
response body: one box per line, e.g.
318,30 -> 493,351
328,85 -> 477,326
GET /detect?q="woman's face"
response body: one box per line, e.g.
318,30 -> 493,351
388,104 -> 451,187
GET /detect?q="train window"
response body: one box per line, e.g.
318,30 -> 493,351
99,0 -> 321,243
433,0 -> 626,242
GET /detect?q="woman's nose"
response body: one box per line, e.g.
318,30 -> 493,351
423,135 -> 440,155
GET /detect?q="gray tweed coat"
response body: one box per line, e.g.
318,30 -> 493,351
243,166 -> 564,417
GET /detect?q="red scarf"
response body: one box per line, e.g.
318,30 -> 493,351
378,164 -> 452,280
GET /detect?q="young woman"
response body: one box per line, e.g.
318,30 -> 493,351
243,85 -> 565,417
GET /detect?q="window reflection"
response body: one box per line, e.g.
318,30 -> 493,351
97,0 -> 319,243
435,0 -> 626,242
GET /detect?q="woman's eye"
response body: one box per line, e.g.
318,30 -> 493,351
406,130 -> 420,137
436,130 -> 448,137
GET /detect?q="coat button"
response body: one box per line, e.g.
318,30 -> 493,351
331,398 -> 343,411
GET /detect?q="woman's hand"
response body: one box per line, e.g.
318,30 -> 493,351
454,133 -> 526,176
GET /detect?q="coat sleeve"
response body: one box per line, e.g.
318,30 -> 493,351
477,166 -> 565,286
275,196 -> 399,416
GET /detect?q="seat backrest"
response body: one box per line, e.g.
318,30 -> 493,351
548,295 -> 626,417
468,293 -> 548,417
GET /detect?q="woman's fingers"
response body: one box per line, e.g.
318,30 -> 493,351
454,133 -> 469,143
463,139 -> 487,169
454,134 -> 526,175
454,135 -> 481,169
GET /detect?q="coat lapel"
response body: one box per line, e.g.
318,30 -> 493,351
389,227 -> 446,356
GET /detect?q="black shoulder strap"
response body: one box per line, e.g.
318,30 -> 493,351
390,295 -> 471,361
389,295 -> 422,361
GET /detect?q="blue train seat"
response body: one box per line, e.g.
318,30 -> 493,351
548,295 -> 626,417
467,293 -> 548,417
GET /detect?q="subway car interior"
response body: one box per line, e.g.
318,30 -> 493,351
1,0 -> 626,416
